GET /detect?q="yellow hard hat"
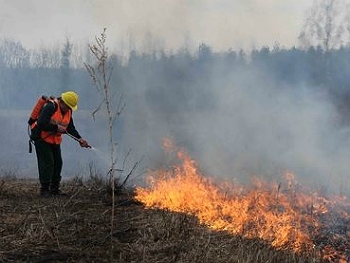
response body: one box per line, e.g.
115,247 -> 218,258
61,91 -> 79,111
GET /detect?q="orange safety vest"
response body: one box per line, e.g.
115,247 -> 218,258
32,99 -> 72,144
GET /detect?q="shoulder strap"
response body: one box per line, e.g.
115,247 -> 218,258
46,99 -> 59,116
52,99 -> 59,113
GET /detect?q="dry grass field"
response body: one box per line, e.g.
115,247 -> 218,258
0,176 -> 336,263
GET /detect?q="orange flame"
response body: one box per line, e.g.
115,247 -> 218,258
136,140 -> 350,262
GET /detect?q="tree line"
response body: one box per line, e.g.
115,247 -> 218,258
1,38 -> 350,123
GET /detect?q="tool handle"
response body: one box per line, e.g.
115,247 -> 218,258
66,132 -> 80,142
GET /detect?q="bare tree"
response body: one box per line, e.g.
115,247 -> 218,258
30,45 -> 61,68
83,30 -> 146,256
85,28 -> 121,227
60,37 -> 73,91
298,0 -> 350,51
0,39 -> 30,68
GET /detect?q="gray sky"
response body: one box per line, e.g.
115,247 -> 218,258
0,0 -> 313,52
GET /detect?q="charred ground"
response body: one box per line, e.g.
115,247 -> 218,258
0,177 -> 335,263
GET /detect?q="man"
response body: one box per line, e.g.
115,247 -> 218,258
32,91 -> 90,197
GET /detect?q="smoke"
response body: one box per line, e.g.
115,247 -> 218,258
0,49 -> 349,195
91,0 -> 312,53
0,1 -> 349,195
0,1 -> 311,52
118,60 -> 350,194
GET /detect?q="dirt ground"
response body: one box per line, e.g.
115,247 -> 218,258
0,178 -> 330,263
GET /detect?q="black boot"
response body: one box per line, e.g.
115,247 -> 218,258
40,183 -> 51,197
50,183 -> 67,196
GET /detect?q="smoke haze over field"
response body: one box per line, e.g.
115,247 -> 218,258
0,0 -> 312,52
1,0 -> 350,195
3,68 -> 350,194
1,50 -> 350,194
119,64 -> 350,193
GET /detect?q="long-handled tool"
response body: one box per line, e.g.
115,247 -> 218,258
66,132 -> 92,148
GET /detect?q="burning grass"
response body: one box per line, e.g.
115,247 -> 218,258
0,175 -> 336,262
135,139 -> 350,263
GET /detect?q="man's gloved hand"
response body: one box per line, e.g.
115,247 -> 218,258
78,138 -> 91,148
57,125 -> 67,134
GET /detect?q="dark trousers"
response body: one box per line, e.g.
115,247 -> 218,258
34,140 -> 62,189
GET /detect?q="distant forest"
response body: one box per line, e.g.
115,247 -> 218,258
1,38 -> 350,125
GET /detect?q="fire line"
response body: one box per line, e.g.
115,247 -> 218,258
136,139 -> 350,262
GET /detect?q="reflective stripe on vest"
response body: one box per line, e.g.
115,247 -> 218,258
40,100 -> 72,144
